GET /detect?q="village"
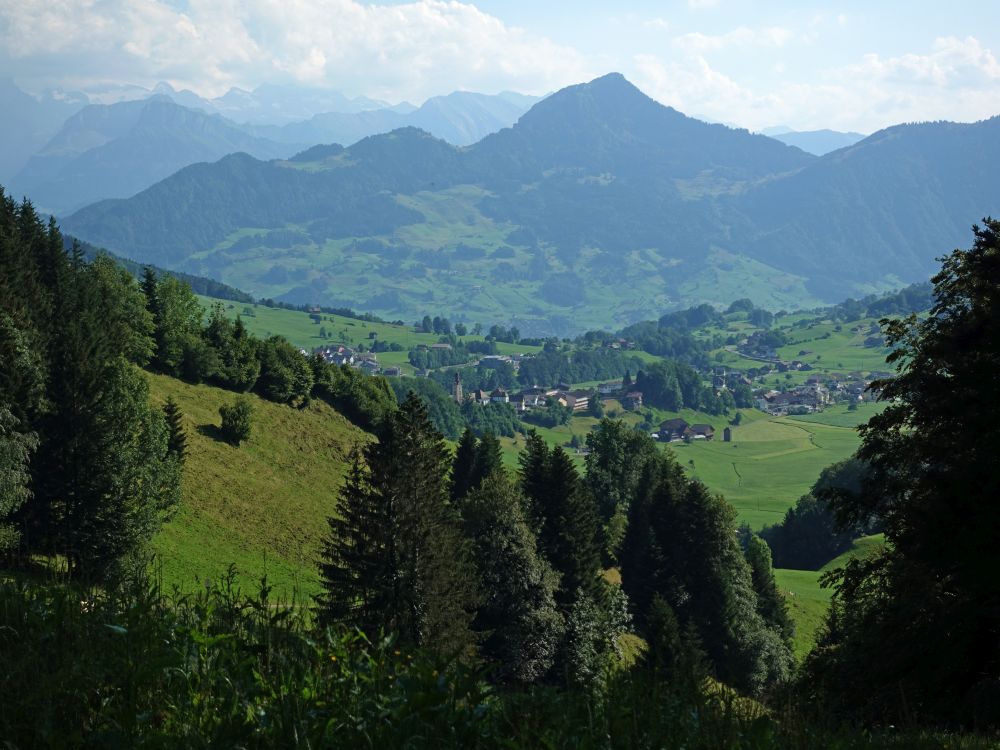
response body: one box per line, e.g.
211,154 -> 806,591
311,333 -> 886,434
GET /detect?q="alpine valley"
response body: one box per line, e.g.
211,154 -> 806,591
62,73 -> 1000,336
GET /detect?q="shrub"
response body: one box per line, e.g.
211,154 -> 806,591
219,396 -> 253,446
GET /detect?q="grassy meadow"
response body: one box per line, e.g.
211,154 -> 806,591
146,373 -> 368,599
675,402 -> 882,530
198,295 -> 543,375
775,535 -> 885,659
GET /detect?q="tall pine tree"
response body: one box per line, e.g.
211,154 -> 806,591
461,471 -> 563,683
804,219 -> 1000,727
318,394 -> 478,656
162,396 -> 188,464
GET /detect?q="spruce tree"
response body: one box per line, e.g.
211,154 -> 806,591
518,430 -> 550,533
318,393 -> 478,656
538,446 -> 602,607
462,471 -> 563,683
621,456 -> 793,695
0,405 -> 37,553
162,396 -> 188,463
451,427 -> 479,504
744,534 -> 794,643
317,450 -> 392,633
474,432 -> 503,484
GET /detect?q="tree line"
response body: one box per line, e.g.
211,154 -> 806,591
317,398 -> 795,694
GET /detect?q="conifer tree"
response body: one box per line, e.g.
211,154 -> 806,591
317,450 -> 392,633
804,220 -> 1000,726
744,534 -> 794,643
462,471 -> 563,683
318,394 -> 478,656
451,427 -> 479,504
0,405 -> 37,553
474,432 -> 503,483
162,396 -> 188,463
537,446 -> 602,607
518,430 -> 550,532
90,254 -> 154,365
621,456 -> 793,694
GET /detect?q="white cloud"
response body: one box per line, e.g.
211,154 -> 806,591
644,17 -> 671,32
672,26 -> 793,53
0,0 -> 594,101
847,36 -> 1000,88
633,36 -> 1000,133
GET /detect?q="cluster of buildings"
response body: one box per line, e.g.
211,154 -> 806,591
653,418 -> 727,443
451,375 -> 648,415
755,371 -> 887,415
312,344 -> 401,377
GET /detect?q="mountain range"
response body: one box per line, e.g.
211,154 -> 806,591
9,97 -> 300,215
50,73 -> 1000,335
0,77 -> 86,183
254,90 -> 540,148
3,79 -> 540,214
763,128 -> 866,156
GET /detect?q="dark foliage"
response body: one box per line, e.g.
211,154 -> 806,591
802,220 -> 1000,728
317,394 -> 478,656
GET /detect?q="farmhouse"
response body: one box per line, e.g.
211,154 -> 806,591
687,424 -> 715,440
659,418 -> 690,442
622,391 -> 643,410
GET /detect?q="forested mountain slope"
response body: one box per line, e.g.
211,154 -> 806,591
63,73 -> 1000,334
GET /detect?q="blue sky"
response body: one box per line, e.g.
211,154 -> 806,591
2,0 -> 998,131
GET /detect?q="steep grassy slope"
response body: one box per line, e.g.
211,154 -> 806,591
146,373 -> 368,598
775,535 -> 885,659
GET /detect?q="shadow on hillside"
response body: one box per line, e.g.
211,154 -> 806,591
196,423 -> 231,445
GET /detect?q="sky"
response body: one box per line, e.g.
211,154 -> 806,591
1,0 -> 999,132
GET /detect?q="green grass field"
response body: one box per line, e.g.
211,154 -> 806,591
198,295 -> 542,375
775,535 -> 885,659
675,404 -> 882,529
147,373 -> 368,599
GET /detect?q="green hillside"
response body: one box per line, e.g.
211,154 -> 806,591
677,405 -> 880,529
63,75 -> 999,335
146,372 -> 368,598
200,295 -> 543,375
775,535 -> 885,659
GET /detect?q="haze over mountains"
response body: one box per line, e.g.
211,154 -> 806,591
2,78 -> 540,214
761,128 -> 867,156
11,97 -> 300,215
60,73 -> 1000,335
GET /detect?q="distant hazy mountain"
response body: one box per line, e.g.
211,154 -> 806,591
0,79 -> 85,183
209,83 -> 391,125
12,97 -> 298,215
62,73 -> 1000,334
770,129 -> 866,156
260,90 -> 541,147
733,117 -> 1000,296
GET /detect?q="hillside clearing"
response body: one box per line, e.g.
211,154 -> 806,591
147,373 -> 367,598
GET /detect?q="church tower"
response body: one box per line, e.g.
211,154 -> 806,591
453,372 -> 463,403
